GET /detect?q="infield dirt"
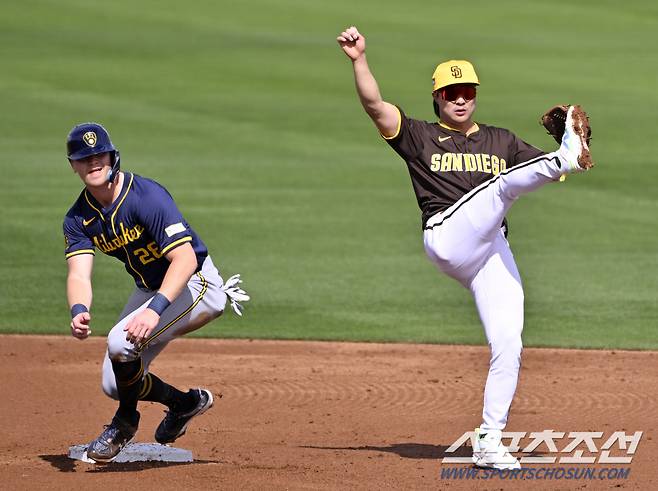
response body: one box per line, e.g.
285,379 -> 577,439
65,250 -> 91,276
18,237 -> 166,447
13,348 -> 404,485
1,335 -> 655,490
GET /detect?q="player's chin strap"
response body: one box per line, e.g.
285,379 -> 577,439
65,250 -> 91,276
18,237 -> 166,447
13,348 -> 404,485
221,274 -> 250,316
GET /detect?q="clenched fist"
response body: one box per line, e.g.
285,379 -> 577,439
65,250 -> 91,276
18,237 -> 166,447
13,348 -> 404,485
337,26 -> 366,61
71,312 -> 91,340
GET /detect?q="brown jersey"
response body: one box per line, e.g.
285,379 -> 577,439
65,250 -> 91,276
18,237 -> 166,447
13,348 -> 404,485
384,107 -> 546,227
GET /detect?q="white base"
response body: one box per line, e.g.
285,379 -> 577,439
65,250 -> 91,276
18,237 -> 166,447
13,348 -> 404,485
68,443 -> 193,464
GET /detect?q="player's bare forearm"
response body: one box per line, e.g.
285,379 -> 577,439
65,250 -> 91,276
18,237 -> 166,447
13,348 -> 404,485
66,255 -> 93,309
347,40 -> 399,136
66,255 -> 94,339
67,274 -> 93,309
353,57 -> 386,112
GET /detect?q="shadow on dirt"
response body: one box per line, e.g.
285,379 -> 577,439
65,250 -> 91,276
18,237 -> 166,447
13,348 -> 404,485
39,454 -> 220,473
301,443 -> 548,462
300,442 -> 470,460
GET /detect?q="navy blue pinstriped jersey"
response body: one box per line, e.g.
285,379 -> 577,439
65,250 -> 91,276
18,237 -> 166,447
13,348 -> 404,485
63,172 -> 208,291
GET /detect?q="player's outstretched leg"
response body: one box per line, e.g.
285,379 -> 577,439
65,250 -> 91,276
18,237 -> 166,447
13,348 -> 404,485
155,388 -> 214,444
465,102 -> 593,238
424,105 -> 594,275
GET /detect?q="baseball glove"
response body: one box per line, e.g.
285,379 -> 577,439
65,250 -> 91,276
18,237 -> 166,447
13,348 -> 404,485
540,104 -> 570,144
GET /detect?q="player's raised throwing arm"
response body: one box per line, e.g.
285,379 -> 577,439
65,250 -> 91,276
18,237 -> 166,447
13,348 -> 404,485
337,26 -> 400,138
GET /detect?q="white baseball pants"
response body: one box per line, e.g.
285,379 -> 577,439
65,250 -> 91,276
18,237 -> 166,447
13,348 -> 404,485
423,151 -> 565,430
101,256 -> 227,399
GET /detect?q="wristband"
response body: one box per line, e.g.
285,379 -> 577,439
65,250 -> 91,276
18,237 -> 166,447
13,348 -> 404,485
70,304 -> 88,318
147,292 -> 171,316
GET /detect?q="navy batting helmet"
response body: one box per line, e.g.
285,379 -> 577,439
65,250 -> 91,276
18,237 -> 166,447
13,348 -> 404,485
66,122 -> 121,182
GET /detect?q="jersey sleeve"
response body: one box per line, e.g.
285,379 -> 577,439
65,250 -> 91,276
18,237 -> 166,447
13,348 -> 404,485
138,182 -> 194,256
63,215 -> 95,259
508,132 -> 546,167
382,106 -> 426,161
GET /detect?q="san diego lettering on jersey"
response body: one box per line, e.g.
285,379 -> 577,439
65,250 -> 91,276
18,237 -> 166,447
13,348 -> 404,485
430,153 -> 507,175
384,106 -> 546,227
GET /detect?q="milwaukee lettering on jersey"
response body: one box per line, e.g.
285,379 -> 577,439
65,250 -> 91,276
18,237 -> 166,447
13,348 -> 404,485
93,223 -> 145,253
63,172 -> 208,290
384,106 -> 546,227
430,153 -> 507,175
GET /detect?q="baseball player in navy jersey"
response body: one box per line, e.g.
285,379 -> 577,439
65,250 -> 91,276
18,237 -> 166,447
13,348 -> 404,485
337,26 -> 593,469
64,122 -> 249,463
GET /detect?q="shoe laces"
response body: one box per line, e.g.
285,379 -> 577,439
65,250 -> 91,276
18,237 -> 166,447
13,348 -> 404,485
161,407 -> 185,424
102,417 -> 136,440
100,424 -> 118,438
162,408 -> 174,420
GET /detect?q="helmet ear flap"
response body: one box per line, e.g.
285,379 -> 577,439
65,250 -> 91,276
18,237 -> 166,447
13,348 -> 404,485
107,150 -> 121,183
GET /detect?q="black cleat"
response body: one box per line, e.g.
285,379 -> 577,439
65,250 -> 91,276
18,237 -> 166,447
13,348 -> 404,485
86,412 -> 139,463
155,389 -> 214,444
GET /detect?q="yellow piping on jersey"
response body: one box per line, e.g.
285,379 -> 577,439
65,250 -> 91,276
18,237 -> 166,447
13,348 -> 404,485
381,106 -> 402,140
109,173 -> 150,289
160,236 -> 193,256
84,191 -> 105,221
110,173 -> 133,229
66,249 -> 95,259
439,121 -> 479,136
138,271 -> 208,352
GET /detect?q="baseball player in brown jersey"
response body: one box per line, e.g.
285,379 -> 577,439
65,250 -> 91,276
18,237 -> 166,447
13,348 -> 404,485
337,26 -> 593,470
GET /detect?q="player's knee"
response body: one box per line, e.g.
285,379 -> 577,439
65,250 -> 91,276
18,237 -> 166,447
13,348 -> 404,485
205,289 -> 227,320
489,332 -> 523,363
497,175 -> 521,201
208,301 -> 225,320
199,302 -> 225,326
106,329 -> 139,362
495,331 -> 522,350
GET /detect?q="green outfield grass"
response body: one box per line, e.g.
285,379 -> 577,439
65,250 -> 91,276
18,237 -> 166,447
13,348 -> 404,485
0,0 -> 656,349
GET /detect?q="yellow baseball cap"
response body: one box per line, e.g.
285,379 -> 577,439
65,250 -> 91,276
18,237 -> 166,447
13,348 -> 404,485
432,60 -> 479,92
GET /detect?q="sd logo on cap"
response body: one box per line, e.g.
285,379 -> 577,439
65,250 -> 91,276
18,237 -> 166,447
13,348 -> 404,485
432,60 -> 479,92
